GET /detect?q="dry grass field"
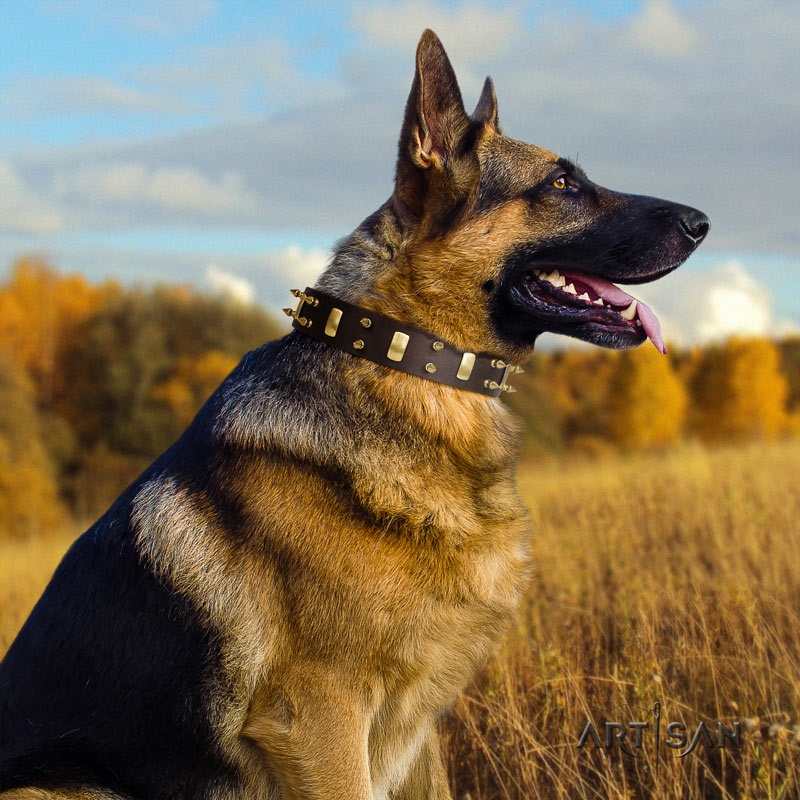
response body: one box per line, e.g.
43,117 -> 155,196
2,440 -> 799,798
442,439 -> 800,799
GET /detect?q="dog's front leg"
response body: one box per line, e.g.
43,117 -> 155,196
243,673 -> 373,800
393,729 -> 452,800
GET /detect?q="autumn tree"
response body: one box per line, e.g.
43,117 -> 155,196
152,350 -> 239,431
607,346 -> 688,449
0,259 -> 283,518
0,353 -> 65,537
778,337 -> 800,412
0,257 -> 116,403
540,349 -> 618,443
690,337 -> 788,442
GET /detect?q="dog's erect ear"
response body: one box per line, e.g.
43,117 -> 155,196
395,30 -> 474,218
401,29 -> 469,170
473,76 -> 500,132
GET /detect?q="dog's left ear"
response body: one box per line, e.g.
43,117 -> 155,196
394,30 -> 475,219
473,76 -> 500,132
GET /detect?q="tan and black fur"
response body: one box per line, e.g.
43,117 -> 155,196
0,30 -> 708,800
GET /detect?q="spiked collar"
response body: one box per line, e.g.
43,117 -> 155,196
285,288 -> 520,397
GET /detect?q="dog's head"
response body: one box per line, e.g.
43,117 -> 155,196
381,29 -> 709,361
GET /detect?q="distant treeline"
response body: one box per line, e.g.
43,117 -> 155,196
0,257 -> 798,537
0,258 -> 281,535
506,329 -> 798,458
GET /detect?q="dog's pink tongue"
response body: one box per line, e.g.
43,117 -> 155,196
572,272 -> 666,354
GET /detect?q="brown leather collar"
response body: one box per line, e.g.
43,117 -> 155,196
284,288 -> 520,397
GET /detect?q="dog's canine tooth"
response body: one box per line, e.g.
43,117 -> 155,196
620,300 -> 638,320
563,283 -> 577,295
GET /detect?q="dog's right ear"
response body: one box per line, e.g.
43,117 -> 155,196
394,30 -> 474,221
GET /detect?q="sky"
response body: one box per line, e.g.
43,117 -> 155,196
1,0 -> 798,348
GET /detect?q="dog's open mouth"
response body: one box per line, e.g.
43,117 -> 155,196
516,266 -> 666,353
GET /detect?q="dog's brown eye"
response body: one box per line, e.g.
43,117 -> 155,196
552,176 -> 567,189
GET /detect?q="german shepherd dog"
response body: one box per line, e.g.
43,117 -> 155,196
0,30 -> 708,800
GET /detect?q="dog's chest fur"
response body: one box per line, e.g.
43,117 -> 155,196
134,334 -> 530,796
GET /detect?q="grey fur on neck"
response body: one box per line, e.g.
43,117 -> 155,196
315,203 -> 403,303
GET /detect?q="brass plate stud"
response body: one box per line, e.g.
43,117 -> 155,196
456,352 -> 476,380
387,332 -> 410,361
324,308 -> 343,337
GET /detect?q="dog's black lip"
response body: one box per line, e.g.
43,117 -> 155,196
509,284 -> 647,345
610,260 -> 684,285
511,279 -> 645,331
507,263 -> 651,345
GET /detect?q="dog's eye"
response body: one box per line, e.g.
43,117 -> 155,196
552,176 -> 567,190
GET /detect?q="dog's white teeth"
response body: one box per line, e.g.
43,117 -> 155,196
593,297 -> 604,305
577,292 -> 591,302
620,300 -> 638,321
563,283 -> 577,295
543,269 -> 565,287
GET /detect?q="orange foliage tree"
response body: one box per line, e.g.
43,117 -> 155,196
152,350 -> 239,431
539,350 -> 618,448
607,346 -> 688,449
0,353 -> 65,537
0,257 -> 117,403
690,337 -> 788,442
0,257 -> 282,520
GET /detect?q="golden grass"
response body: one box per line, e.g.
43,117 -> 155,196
2,441 -> 799,798
0,525 -> 79,656
442,439 -> 800,799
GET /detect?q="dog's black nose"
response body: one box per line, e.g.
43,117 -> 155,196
678,209 -> 710,246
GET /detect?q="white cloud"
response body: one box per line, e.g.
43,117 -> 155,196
264,245 -> 330,289
635,260 -> 797,346
56,163 -> 258,214
205,264 -> 255,304
354,1 -> 522,61
694,262 -> 772,341
146,168 -> 256,213
626,0 -> 702,57
135,37 -> 316,118
0,76 -> 194,119
0,158 -> 64,234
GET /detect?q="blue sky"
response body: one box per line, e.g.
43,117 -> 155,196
1,0 -> 798,346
